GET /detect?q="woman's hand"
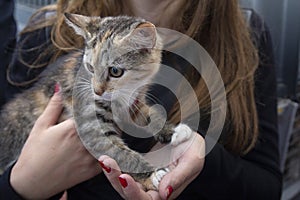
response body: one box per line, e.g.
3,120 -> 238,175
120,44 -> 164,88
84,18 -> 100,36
100,132 -> 205,199
10,89 -> 101,199
99,155 -> 162,200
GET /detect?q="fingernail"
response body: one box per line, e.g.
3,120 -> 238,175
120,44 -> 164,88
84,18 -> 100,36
118,176 -> 128,188
166,186 -> 173,200
54,83 -> 61,94
99,161 -> 111,173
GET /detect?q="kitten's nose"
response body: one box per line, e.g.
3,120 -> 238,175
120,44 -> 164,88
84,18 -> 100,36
93,80 -> 106,96
94,87 -> 104,96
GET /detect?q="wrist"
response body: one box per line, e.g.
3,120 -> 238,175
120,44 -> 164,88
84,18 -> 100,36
10,163 -> 39,199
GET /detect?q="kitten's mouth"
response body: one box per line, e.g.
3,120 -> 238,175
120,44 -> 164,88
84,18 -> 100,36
93,92 -> 112,109
94,91 -> 140,109
94,92 -> 112,102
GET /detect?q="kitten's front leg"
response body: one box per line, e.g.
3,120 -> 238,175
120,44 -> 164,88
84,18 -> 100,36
147,106 -> 193,146
142,106 -> 193,190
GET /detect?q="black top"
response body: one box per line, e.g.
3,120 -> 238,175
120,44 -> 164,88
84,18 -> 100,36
0,10 -> 282,199
0,0 -> 16,108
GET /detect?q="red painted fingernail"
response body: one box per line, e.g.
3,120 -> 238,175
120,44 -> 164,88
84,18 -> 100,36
99,161 -> 111,173
54,83 -> 61,93
166,186 -> 173,200
118,176 -> 128,188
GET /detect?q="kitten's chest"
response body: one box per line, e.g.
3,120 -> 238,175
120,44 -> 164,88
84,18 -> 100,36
94,101 -> 115,123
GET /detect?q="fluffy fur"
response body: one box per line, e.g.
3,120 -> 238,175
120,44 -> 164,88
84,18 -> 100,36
0,14 -> 192,190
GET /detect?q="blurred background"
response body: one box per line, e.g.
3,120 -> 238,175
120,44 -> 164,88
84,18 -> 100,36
14,0 -> 57,31
240,1 -> 300,199
13,0 -> 300,199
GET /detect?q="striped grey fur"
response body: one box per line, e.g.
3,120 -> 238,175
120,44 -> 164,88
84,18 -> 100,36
0,14 -> 178,190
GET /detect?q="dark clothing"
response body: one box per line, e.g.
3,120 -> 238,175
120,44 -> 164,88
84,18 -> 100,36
0,0 -> 16,108
0,9 -> 282,199
0,166 -> 23,199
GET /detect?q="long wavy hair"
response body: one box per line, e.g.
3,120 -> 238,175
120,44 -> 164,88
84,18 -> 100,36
19,0 -> 259,154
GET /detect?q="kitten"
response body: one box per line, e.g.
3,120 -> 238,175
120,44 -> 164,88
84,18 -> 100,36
0,13 -> 192,190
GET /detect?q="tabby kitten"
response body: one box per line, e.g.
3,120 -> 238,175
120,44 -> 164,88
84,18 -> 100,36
0,13 -> 192,190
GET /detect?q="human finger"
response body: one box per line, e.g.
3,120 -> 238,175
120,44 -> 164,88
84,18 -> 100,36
159,134 -> 205,199
49,118 -> 77,135
35,83 -> 63,128
98,155 -> 123,195
118,174 -> 161,200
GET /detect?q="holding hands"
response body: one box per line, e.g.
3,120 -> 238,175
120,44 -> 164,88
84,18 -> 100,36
100,133 -> 205,200
10,89 -> 101,199
9,88 -> 205,199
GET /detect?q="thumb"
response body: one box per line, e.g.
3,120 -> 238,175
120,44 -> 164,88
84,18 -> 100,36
159,134 -> 205,199
36,83 -> 64,128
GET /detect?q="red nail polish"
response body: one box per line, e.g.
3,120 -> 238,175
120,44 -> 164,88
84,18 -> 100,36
118,177 -> 128,188
54,83 -> 61,93
99,161 -> 111,173
166,186 -> 173,200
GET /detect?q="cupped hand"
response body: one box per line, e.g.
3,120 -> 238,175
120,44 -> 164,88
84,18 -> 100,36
99,155 -> 162,200
100,132 -> 205,200
10,90 -> 101,199
157,133 -> 205,199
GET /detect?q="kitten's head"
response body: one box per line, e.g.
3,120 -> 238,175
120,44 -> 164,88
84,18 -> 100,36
65,13 -> 162,106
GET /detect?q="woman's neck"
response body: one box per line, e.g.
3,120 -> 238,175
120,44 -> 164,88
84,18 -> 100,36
123,0 -> 186,28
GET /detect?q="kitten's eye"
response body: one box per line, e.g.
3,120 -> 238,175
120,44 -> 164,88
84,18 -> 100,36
86,63 -> 94,73
108,67 -> 124,78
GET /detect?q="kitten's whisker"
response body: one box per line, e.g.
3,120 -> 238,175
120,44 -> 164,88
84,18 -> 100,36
117,90 -> 149,109
117,88 -> 160,106
120,98 -> 147,124
143,92 -> 161,104
131,101 -> 149,123
78,77 -> 91,83
74,80 -> 91,88
73,88 -> 91,97
73,83 -> 90,88
117,97 -> 136,116
75,91 -> 88,100
73,84 -> 91,90
74,85 -> 92,99
118,95 -> 149,124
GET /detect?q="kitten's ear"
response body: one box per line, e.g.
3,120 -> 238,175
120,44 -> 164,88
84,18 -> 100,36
64,13 -> 101,41
126,22 -> 157,49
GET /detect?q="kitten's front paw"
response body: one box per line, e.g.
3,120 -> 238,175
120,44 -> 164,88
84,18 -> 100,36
171,123 -> 193,146
151,168 -> 170,189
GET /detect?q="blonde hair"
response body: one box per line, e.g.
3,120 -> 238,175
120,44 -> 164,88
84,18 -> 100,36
20,0 -> 259,154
